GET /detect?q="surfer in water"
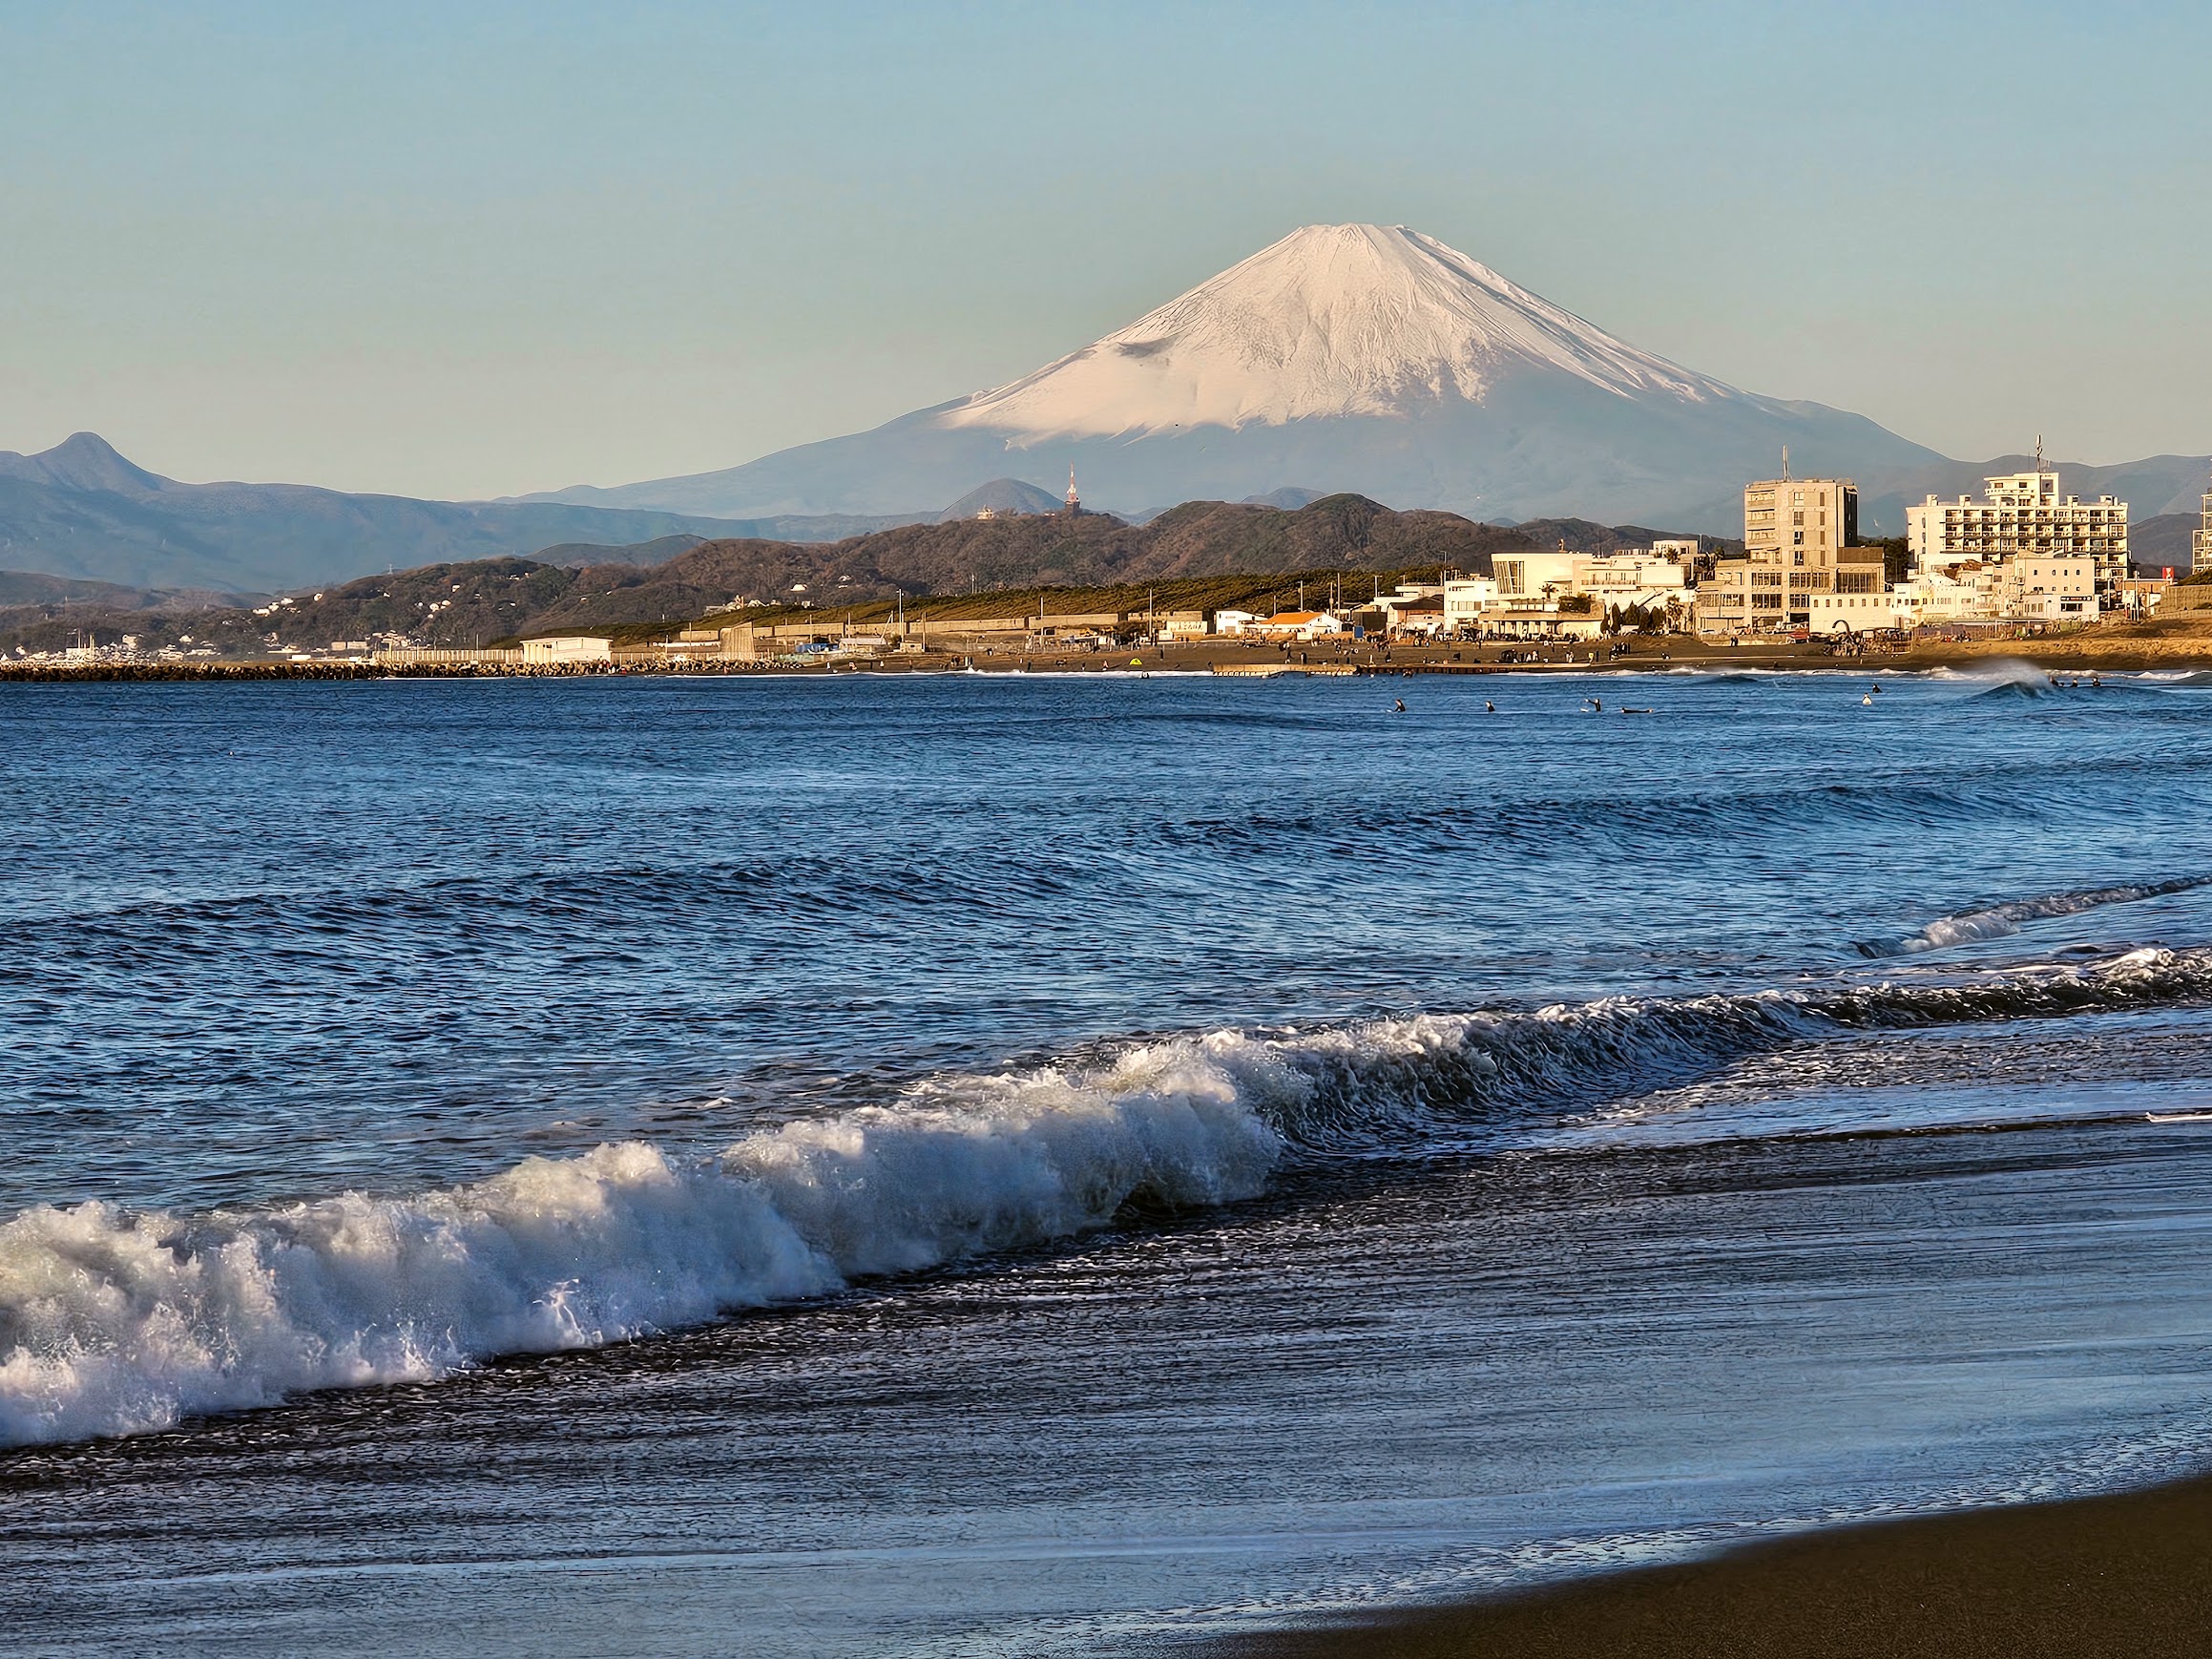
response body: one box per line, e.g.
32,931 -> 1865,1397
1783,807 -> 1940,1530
1393,699 -> 1406,714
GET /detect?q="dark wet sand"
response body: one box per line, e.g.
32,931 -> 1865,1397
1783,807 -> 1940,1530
1218,1473 -> 2212,1659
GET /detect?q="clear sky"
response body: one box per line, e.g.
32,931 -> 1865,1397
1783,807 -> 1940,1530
4,0 -> 2209,498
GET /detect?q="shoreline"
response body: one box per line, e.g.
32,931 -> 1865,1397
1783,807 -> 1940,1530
2,650 -> 2205,683
1214,1470 -> 2212,1659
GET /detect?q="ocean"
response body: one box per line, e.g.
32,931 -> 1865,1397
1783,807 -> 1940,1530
7,665 -> 2212,1654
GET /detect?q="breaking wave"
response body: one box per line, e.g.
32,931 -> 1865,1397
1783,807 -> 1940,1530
10,947 -> 2212,1448
1855,879 -> 2208,957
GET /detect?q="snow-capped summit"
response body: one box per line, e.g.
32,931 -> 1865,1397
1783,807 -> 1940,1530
944,224 -> 1732,438
529,223 -> 1951,531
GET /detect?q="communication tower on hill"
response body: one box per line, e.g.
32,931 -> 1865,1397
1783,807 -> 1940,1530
1064,467 -> 1080,516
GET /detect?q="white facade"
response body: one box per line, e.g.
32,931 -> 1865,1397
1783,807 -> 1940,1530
521,635 -> 613,662
1906,470 -> 2128,588
1410,549 -> 1700,634
1808,589 -> 1905,634
1991,556 -> 2098,621
1442,578 -> 1500,632
1889,570 -> 1995,626
1492,552 -> 1580,604
1577,554 -> 1690,622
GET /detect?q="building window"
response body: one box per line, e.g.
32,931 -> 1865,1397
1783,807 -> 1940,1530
1793,533 -> 1805,546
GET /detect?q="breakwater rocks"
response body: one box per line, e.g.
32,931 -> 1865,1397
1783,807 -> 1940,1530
0,662 -> 394,682
0,661 -> 792,683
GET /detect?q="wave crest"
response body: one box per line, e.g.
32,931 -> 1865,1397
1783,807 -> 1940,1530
0,1062 -> 1281,1447
11,947 -> 2212,1447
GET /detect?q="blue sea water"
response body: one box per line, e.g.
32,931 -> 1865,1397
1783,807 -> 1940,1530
7,665 -> 2212,1653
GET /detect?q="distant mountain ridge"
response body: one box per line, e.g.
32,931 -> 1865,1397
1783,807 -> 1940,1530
0,435 -> 930,593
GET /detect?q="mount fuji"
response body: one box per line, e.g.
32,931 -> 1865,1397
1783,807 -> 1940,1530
532,224 -> 1950,533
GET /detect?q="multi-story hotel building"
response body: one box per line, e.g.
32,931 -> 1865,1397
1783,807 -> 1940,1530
1905,469 -> 2128,589
1697,476 -> 1881,634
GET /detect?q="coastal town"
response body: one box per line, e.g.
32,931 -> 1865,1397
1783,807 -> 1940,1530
12,455 -> 2212,678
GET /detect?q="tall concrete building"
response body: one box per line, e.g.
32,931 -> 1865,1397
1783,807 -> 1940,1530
2195,471 -> 2212,575
1697,474 -> 1878,635
1905,466 -> 2128,590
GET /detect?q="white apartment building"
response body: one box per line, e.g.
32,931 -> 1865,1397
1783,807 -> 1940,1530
1906,469 -> 2128,589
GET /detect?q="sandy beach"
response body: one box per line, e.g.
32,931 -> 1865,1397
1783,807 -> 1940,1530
1218,1472 -> 2212,1659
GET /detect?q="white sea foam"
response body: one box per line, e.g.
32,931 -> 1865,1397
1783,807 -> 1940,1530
0,1042 -> 1285,1446
13,948 -> 2212,1447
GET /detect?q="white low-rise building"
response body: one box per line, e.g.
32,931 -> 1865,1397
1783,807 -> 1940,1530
522,635 -> 614,663
1990,556 -> 2097,622
1808,589 -> 1905,635
1442,578 -> 1500,633
1889,570 -> 1996,627
1492,552 -> 1581,607
1253,610 -> 1347,641
1577,554 -> 1690,627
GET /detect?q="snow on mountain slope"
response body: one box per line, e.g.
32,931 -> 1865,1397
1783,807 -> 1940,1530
939,223 -> 1736,439
515,221 -> 1957,529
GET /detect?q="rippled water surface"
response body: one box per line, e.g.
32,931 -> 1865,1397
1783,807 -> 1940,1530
7,668 -> 2212,1653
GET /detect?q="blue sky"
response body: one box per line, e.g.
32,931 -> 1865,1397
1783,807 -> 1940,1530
4,0 -> 2208,497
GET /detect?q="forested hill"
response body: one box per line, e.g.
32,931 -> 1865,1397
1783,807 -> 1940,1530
0,495 -> 1735,655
